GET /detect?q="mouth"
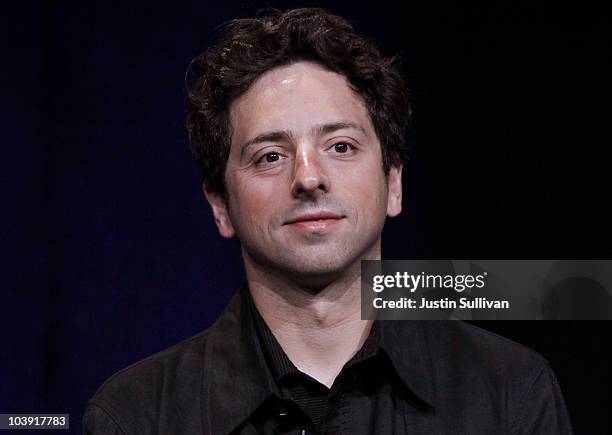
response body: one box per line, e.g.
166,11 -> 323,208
284,211 -> 344,225
283,212 -> 345,232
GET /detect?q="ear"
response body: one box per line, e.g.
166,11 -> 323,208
386,164 -> 403,218
203,183 -> 235,238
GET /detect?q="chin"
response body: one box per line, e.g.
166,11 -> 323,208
275,253 -> 359,286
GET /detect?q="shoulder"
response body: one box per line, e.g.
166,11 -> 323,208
422,320 -> 549,376
424,321 -> 573,433
404,321 -> 573,433
420,321 -> 564,429
83,329 -> 211,434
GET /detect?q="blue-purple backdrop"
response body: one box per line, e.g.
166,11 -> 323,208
2,1 -> 610,434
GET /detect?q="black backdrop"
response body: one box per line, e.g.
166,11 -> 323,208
2,1 -> 610,434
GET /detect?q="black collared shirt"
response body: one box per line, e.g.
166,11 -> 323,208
249,290 -> 393,432
84,286 -> 573,434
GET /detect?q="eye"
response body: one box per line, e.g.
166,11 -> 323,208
255,151 -> 283,165
264,152 -> 280,162
331,141 -> 355,154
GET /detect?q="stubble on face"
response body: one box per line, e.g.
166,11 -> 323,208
218,61 -> 399,288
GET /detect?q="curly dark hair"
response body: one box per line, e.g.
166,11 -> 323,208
186,8 -> 411,196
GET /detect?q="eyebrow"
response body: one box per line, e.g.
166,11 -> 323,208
312,121 -> 368,138
239,121 -> 367,157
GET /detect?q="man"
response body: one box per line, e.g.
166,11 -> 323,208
84,8 -> 572,434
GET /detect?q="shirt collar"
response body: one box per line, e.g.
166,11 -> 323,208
249,290 -> 299,380
378,320 -> 436,407
202,285 -> 436,434
203,285 -> 279,434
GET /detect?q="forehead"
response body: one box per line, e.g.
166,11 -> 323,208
229,61 -> 373,144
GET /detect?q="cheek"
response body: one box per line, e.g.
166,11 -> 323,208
370,181 -> 390,223
229,178 -> 279,232
341,167 -> 388,226
366,178 -> 390,227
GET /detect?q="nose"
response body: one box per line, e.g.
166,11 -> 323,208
290,146 -> 330,198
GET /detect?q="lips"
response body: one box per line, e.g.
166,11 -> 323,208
284,211 -> 344,225
283,211 -> 345,233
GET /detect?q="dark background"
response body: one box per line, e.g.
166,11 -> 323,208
2,1 -> 610,434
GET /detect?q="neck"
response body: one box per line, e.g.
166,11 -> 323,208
244,248 -> 379,388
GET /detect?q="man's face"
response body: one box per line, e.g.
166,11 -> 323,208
205,61 -> 402,282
